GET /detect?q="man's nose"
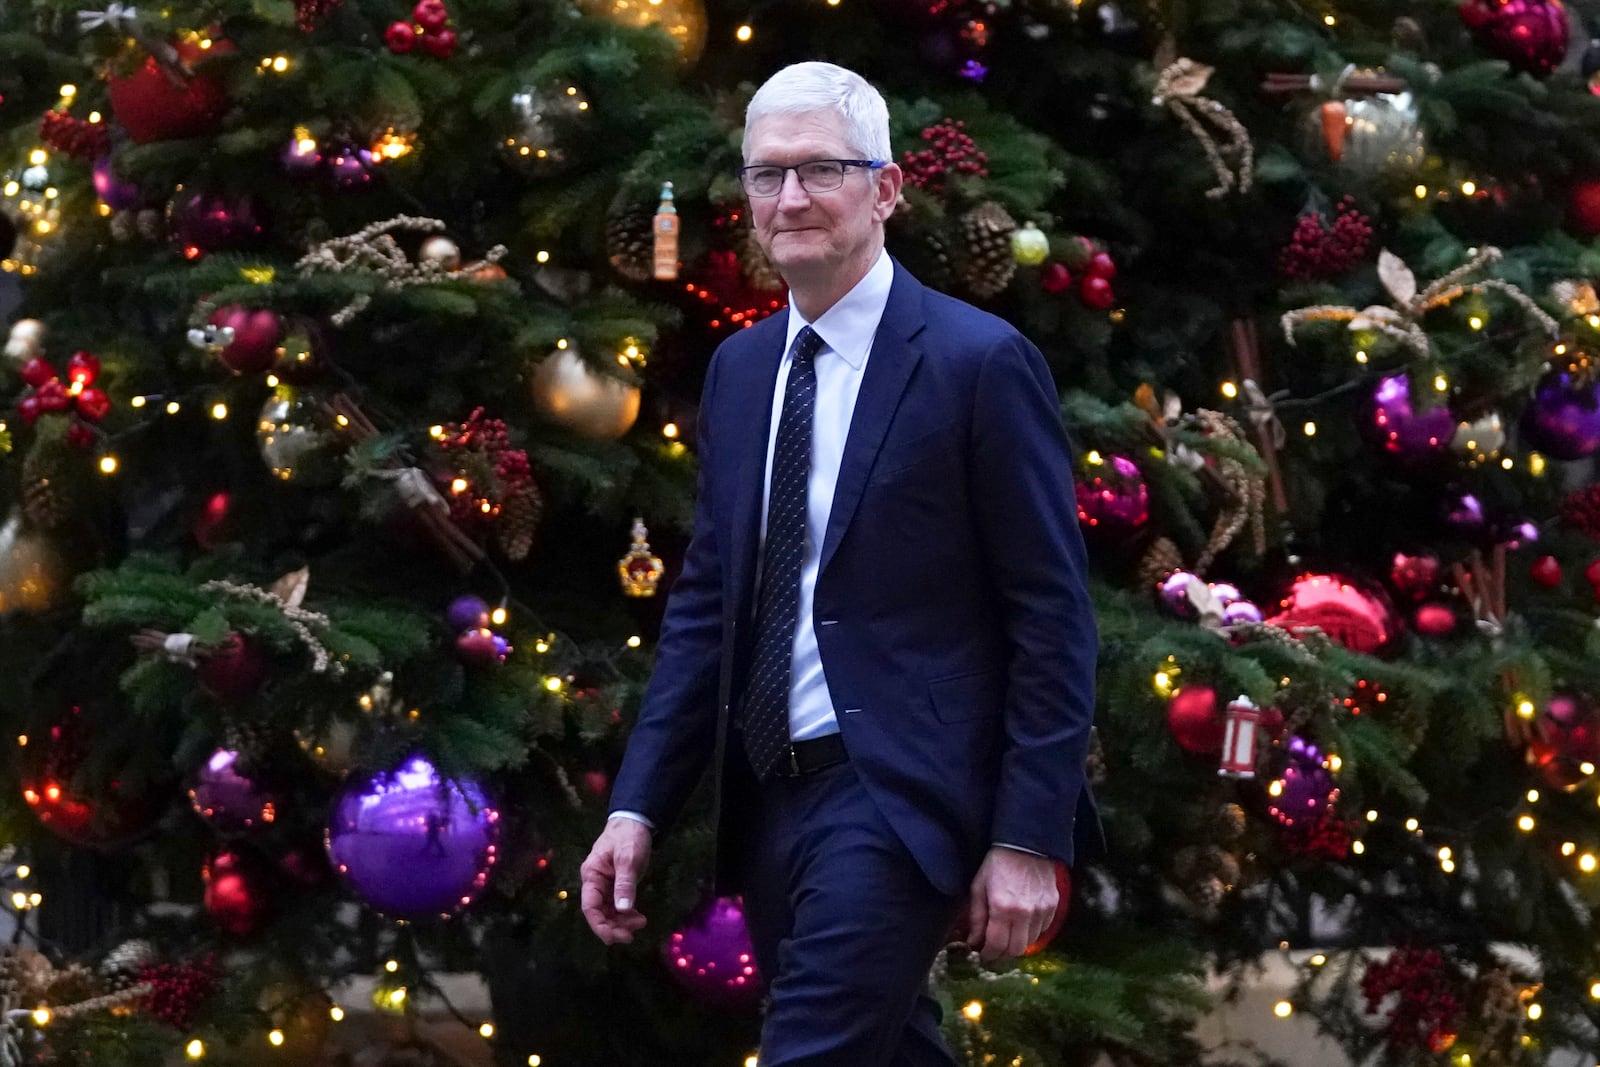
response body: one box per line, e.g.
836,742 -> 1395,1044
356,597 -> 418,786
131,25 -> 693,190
775,169 -> 811,210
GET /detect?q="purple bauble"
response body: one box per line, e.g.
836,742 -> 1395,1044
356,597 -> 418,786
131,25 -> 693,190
92,155 -> 141,210
1157,570 -> 1203,619
1268,736 -> 1338,829
168,189 -> 266,256
1370,374 -> 1453,463
1074,454 -> 1149,533
1521,371 -> 1600,460
456,627 -> 509,666
663,895 -> 765,1011
446,595 -> 491,631
326,146 -> 375,190
188,749 -> 275,833
1222,599 -> 1264,625
1209,582 -> 1242,605
1442,491 -> 1488,538
325,755 -> 500,919
281,133 -> 323,177
1459,0 -> 1570,78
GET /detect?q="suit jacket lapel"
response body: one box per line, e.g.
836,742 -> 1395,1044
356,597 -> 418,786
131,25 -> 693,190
819,263 -> 926,577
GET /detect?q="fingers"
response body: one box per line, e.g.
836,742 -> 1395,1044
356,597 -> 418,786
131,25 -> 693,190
580,827 -> 653,946
964,884 -> 989,954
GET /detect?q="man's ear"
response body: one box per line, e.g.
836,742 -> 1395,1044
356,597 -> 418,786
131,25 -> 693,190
873,162 -> 904,223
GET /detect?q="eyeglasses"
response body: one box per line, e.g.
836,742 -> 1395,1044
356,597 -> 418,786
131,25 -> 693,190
737,159 -> 886,198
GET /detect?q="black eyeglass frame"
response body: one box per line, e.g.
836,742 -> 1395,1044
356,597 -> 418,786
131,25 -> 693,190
736,159 -> 888,197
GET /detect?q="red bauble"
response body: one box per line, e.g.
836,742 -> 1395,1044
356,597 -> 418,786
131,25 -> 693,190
1586,559 -> 1600,586
19,707 -> 166,848
1079,274 -> 1115,310
1166,685 -> 1224,755
1528,689 -> 1600,791
1085,251 -> 1117,280
1023,862 -> 1072,955
196,633 -> 269,703
1531,555 -> 1563,588
1412,602 -> 1458,636
1458,0 -> 1569,78
1267,574 -> 1399,656
1040,262 -> 1072,294
107,38 -> 234,144
1567,178 -> 1600,239
582,770 -> 611,798
193,491 -> 238,549
203,848 -> 270,936
1389,552 -> 1440,600
413,0 -> 450,31
209,305 -> 283,374
385,20 -> 418,52
420,27 -> 457,58
65,351 -> 100,386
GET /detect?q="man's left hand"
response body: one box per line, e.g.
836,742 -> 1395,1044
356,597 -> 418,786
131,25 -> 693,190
962,847 -> 1058,963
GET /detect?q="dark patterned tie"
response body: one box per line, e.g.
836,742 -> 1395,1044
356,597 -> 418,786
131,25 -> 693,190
739,326 -> 824,781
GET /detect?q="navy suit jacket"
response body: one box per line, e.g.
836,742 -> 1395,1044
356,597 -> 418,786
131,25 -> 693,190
609,259 -> 1099,897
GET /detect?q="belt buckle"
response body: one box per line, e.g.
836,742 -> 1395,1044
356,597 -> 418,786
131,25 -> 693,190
786,744 -> 801,776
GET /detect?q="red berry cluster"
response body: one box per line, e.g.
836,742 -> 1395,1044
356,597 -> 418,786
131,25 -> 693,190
1278,196 -> 1374,280
294,0 -> 342,31
39,110 -> 110,162
1359,947 -> 1464,1052
139,955 -> 221,1030
1042,238 -> 1119,310
387,0 -> 456,57
1561,483 -> 1600,541
1279,808 -> 1352,860
901,119 -> 987,199
18,351 -> 110,448
437,407 -> 533,526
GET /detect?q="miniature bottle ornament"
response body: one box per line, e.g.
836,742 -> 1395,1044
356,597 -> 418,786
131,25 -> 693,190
618,517 -> 665,597
653,181 -> 679,281
1218,695 -> 1264,778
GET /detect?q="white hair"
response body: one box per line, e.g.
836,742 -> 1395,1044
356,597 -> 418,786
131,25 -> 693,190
743,62 -> 892,162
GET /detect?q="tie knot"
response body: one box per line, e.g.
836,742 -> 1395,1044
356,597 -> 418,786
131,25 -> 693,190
793,326 -> 824,367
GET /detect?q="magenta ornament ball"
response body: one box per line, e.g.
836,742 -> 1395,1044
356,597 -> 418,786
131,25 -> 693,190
662,895 -> 766,1011
325,754 -> 500,919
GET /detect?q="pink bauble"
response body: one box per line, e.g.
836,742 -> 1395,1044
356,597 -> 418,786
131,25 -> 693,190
1458,0 -> 1570,78
1413,602 -> 1458,636
1074,454 -> 1148,533
204,848 -> 272,937
1267,574 -> 1399,655
209,306 -> 283,374
1390,552 -> 1441,599
663,896 -> 765,1011
1529,690 -> 1600,790
1166,685 -> 1224,755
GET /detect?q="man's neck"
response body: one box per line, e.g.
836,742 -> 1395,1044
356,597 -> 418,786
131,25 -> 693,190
785,244 -> 883,323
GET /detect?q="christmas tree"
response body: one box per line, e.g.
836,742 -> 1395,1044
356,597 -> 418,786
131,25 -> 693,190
7,0 -> 1600,1063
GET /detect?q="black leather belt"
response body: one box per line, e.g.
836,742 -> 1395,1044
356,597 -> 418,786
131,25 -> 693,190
771,732 -> 848,777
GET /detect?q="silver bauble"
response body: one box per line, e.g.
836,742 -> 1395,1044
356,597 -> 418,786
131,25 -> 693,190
500,83 -> 591,175
1305,91 -> 1426,180
529,346 -> 641,440
256,389 -> 329,481
0,509 -> 67,614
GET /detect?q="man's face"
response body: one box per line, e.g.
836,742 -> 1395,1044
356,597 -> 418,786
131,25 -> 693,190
743,109 -> 899,289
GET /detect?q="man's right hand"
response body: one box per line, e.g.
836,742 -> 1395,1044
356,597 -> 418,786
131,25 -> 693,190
580,817 -> 653,945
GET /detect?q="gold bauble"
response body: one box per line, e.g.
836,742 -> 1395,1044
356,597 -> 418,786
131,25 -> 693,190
529,346 -> 641,440
0,510 -> 66,614
419,235 -> 461,270
577,0 -> 708,63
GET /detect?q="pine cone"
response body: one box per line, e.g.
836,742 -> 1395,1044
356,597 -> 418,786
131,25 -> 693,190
606,200 -> 654,282
496,482 -> 543,562
957,201 -> 1017,300
21,441 -> 69,530
1189,875 -> 1225,910
135,208 -> 164,242
101,940 -> 159,992
109,209 -> 137,243
1138,537 -> 1186,592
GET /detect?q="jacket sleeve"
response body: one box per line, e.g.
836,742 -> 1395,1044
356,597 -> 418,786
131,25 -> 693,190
606,345 -> 729,832
968,332 -> 1098,861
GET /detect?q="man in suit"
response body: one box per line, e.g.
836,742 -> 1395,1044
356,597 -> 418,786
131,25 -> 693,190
581,61 -> 1098,1066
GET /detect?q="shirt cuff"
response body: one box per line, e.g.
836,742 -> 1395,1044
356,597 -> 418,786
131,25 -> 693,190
609,810 -> 656,832
993,842 -> 1044,857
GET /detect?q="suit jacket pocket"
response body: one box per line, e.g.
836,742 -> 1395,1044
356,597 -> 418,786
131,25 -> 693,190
929,669 -> 1003,723
869,421 -> 962,484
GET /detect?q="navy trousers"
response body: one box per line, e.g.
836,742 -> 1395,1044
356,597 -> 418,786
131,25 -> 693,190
741,758 -> 964,1067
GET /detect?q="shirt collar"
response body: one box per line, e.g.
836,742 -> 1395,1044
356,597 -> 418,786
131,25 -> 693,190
783,249 -> 893,371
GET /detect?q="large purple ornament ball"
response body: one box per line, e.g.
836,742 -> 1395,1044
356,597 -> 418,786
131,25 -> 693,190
92,155 -> 142,211
1521,371 -> 1600,460
1370,374 -> 1453,464
663,895 -> 766,1011
325,755 -> 500,919
1459,0 -> 1570,78
189,749 -> 275,832
446,595 -> 491,631
167,189 -> 267,256
1268,736 -> 1339,829
1074,454 -> 1149,533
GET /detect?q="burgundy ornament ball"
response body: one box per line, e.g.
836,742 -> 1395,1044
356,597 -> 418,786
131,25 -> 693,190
663,895 -> 765,1011
1568,177 -> 1600,238
1267,574 -> 1399,656
1390,552 -> 1441,599
1370,374 -> 1453,464
92,155 -> 142,210
106,37 -> 232,143
1074,454 -> 1148,533
1166,685 -> 1224,755
1521,370 -> 1600,460
325,754 -> 500,919
456,627 -> 508,666
1528,689 -> 1600,790
1267,735 -> 1339,829
188,749 -> 275,832
1531,555 -> 1563,588
1458,0 -> 1570,78
20,707 -> 166,848
168,189 -> 266,256
197,633 -> 269,703
209,305 -> 284,375
204,848 -> 271,937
